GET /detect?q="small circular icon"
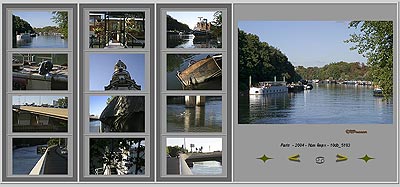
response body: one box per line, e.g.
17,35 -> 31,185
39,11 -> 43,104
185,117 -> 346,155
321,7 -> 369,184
316,156 -> 325,164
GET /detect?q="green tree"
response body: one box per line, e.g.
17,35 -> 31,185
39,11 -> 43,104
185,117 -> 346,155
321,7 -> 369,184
52,11 -> 68,38
211,11 -> 222,38
166,15 -> 191,32
238,29 -> 302,91
345,21 -> 393,98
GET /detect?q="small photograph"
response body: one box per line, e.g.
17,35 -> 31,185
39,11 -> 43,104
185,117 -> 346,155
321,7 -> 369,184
12,53 -> 68,90
12,96 -> 68,132
238,21 -> 393,124
12,11 -> 68,48
89,96 -> 145,133
167,54 -> 222,90
89,53 -> 145,91
89,138 -> 145,175
167,11 -> 222,48
89,11 -> 145,49
13,138 -> 68,175
166,138 -> 222,176
167,96 -> 222,132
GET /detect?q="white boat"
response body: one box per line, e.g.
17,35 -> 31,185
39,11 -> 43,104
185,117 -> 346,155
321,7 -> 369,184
249,76 -> 288,95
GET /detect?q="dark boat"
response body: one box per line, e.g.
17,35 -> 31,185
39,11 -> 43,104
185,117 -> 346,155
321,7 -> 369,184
373,88 -> 384,97
176,54 -> 222,88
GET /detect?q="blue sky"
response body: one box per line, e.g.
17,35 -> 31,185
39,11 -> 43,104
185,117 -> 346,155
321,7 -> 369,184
238,21 -> 367,67
167,11 -> 218,30
89,54 -> 146,91
89,96 -> 109,116
13,11 -> 60,28
12,96 -> 67,106
167,138 -> 222,153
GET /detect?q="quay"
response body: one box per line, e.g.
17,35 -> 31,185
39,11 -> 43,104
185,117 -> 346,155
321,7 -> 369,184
167,152 -> 222,175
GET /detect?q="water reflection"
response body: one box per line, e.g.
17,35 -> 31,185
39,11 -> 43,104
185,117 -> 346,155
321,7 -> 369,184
239,84 -> 393,124
167,96 -> 222,132
16,35 -> 68,48
167,34 -> 221,49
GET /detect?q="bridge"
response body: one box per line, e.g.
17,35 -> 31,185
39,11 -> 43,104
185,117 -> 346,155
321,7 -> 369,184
167,152 -> 222,175
13,106 -> 68,132
185,152 -> 222,167
29,145 -> 68,175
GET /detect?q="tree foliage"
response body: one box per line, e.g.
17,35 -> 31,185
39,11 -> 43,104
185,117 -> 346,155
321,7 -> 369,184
166,145 -> 187,157
210,11 -> 222,38
167,15 -> 191,32
52,11 -> 68,38
13,15 -> 34,34
345,21 -> 393,98
238,29 -> 302,91
296,61 -> 370,81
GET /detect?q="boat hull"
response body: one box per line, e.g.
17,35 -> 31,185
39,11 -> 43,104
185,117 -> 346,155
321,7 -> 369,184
176,55 -> 222,87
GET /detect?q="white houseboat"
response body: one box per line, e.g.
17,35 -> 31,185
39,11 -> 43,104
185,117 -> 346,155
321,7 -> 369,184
249,76 -> 288,95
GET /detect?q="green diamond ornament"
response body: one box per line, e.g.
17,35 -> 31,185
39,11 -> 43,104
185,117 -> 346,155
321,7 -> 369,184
257,154 -> 273,163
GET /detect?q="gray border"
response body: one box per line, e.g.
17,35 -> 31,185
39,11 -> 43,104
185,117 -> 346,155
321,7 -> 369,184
156,4 -> 232,182
2,3 -> 77,182
233,3 -> 398,183
79,4 -> 155,182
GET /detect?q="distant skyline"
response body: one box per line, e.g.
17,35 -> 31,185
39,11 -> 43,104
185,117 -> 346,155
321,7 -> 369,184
89,96 -> 109,117
167,11 -> 218,30
238,21 -> 367,67
13,11 -> 60,28
12,96 -> 67,105
89,54 -> 145,91
167,138 -> 222,153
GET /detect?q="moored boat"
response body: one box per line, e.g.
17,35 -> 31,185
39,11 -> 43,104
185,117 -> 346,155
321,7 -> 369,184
176,54 -> 222,88
249,76 -> 288,95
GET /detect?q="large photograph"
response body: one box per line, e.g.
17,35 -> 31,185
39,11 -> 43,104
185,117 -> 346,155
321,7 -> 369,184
12,11 -> 68,48
238,21 -> 393,124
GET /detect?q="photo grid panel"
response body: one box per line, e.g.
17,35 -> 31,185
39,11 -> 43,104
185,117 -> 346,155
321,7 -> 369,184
157,4 -> 231,182
2,4 -> 77,182
79,4 -> 154,182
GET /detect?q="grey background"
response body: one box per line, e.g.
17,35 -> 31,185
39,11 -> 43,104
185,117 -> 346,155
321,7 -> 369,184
233,3 -> 398,182
2,4 -> 77,182
78,4 -> 155,182
156,4 -> 232,182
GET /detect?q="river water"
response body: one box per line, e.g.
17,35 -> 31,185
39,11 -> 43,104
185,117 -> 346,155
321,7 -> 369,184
16,35 -> 68,48
167,96 -> 222,132
191,161 -> 222,175
13,146 -> 43,175
239,84 -> 393,124
167,34 -> 221,49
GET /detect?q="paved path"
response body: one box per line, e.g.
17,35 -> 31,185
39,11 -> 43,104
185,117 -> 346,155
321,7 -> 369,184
43,146 -> 68,174
167,157 -> 179,175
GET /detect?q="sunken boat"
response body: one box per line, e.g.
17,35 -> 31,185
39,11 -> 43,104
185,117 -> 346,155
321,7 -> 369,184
176,54 -> 222,88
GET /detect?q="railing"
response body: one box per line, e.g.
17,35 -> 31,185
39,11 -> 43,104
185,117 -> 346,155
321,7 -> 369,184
29,146 -> 53,175
179,154 -> 193,175
125,33 -> 145,48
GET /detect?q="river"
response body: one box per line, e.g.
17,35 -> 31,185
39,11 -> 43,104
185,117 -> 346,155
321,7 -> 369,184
190,161 -> 222,175
16,35 -> 68,48
167,96 -> 222,132
239,84 -> 393,124
167,34 -> 221,49
13,145 -> 43,175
